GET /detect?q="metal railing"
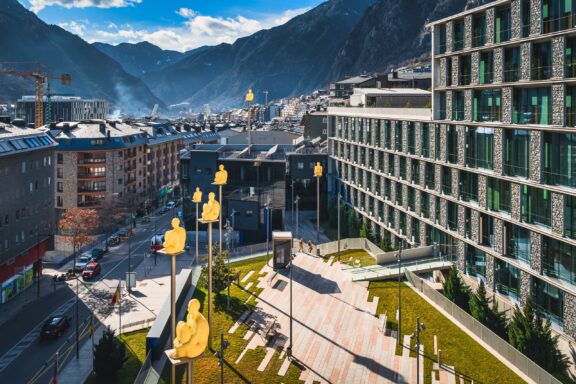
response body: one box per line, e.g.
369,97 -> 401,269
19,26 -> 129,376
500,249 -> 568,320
133,350 -> 160,384
405,270 -> 562,384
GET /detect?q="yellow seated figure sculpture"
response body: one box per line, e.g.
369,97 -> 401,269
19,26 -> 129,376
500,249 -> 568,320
245,89 -> 254,103
201,192 -> 220,221
314,161 -> 323,177
213,164 -> 228,185
170,299 -> 209,360
163,218 -> 186,254
192,187 -> 202,203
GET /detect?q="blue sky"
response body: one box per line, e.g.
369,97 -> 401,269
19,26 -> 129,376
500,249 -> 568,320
18,0 -> 324,51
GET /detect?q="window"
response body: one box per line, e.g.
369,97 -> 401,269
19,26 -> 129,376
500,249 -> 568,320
565,85 -> 576,127
438,92 -> 447,120
453,19 -> 464,51
466,244 -> 486,278
479,51 -> 494,84
542,0 -> 576,33
384,121 -> 392,148
435,126 -> 441,160
473,89 -> 501,122
532,277 -> 564,324
542,235 -> 576,284
512,87 -> 551,125
522,0 -> 531,37
472,13 -> 486,47
487,177 -> 511,213
56,168 -> 63,179
411,161 -> 420,184
479,213 -> 494,246
297,162 -> 304,169
408,188 -> 415,211
57,182 -> 63,193
565,195 -> 576,239
504,222 -> 531,263
446,57 -> 452,86
521,185 -> 551,227
495,6 -> 512,43
388,153 -> 395,175
57,153 -> 63,164
438,24 -> 447,54
420,123 -> 430,158
459,55 -> 471,85
446,125 -> 458,164
21,162 -> 26,173
504,129 -> 530,178
452,91 -> 465,121
57,196 -> 63,207
394,122 -> 402,152
532,41 -> 552,80
388,206 -> 395,227
504,46 -> 521,82
399,157 -> 407,179
495,258 -> 520,298
421,193 -> 430,218
542,132 -> 576,187
465,126 -> 493,169
460,170 -> 478,203
407,123 -> 416,154
442,167 -> 452,195
425,162 -> 435,189
447,201 -> 458,231
566,37 -> 576,78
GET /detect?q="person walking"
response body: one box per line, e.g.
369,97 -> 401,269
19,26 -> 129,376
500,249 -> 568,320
298,238 -> 304,253
307,240 -> 313,254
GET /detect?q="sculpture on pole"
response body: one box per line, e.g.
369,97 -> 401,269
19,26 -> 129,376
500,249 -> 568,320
170,299 -> 209,359
213,164 -> 228,185
201,192 -> 220,221
192,187 -> 202,204
192,188 -> 202,265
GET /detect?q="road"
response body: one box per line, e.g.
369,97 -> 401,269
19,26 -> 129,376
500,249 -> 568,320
0,209 -> 175,384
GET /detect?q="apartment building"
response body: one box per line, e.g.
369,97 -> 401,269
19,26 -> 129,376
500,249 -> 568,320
328,0 -> 576,339
16,96 -> 108,125
0,124 -> 56,303
51,121 -> 147,214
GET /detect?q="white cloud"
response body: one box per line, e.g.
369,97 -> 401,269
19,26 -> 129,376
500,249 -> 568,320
58,20 -> 87,36
63,6 -> 312,52
29,0 -> 141,13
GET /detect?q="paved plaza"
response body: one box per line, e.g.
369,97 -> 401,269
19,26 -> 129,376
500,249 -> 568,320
227,253 -> 457,384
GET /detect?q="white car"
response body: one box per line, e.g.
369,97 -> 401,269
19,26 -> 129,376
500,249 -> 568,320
74,255 -> 93,272
166,201 -> 176,209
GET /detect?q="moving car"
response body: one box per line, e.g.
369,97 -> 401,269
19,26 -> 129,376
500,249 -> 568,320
74,255 -> 92,272
82,262 -> 101,280
166,201 -> 175,209
91,248 -> 106,260
141,215 -> 151,223
40,316 -> 70,339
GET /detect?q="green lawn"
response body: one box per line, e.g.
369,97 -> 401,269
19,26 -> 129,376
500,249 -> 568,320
164,256 -> 304,384
328,249 -> 377,267
86,328 -> 150,384
368,281 -> 525,384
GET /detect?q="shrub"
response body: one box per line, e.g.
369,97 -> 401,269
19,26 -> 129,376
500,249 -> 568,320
93,326 -> 126,379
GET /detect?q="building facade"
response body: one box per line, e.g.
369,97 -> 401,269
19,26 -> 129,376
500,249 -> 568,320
328,0 -> 576,339
16,96 -> 108,125
51,121 -> 147,214
0,124 -> 56,303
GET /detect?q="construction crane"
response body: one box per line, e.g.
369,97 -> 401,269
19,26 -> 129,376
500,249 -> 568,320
0,63 -> 71,128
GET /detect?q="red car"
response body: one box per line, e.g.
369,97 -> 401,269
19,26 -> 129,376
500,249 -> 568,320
40,316 -> 70,339
82,262 -> 101,280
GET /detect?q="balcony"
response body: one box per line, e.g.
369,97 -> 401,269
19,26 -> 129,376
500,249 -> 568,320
78,157 -> 106,165
78,186 -> 106,193
77,200 -> 103,207
78,172 -> 106,179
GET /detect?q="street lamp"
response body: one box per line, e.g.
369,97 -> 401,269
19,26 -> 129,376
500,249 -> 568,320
337,193 -> 342,263
410,317 -> 426,384
290,180 -> 295,227
294,196 -> 300,240
396,238 -> 405,345
286,251 -> 295,359
265,200 -> 271,266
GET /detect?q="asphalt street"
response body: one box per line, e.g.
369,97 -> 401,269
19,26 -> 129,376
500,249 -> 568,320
0,209 -> 174,384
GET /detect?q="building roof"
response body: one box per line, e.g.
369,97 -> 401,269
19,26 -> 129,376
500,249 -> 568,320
426,0 -> 508,27
353,88 -> 431,96
226,130 -> 301,145
132,121 -> 183,146
49,120 -> 147,151
328,107 -> 432,121
335,75 -> 375,85
0,123 -> 57,157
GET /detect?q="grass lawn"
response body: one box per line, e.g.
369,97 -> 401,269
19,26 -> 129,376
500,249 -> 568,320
368,281 -> 525,384
86,328 -> 149,384
328,249 -> 377,267
163,256 -> 304,384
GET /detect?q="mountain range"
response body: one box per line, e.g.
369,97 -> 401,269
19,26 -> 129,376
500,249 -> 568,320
1,0 -> 494,113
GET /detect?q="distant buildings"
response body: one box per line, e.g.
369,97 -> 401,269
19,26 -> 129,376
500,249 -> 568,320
349,88 -> 431,108
330,75 -> 377,100
16,96 -> 108,126
301,111 -> 328,141
0,123 -> 56,304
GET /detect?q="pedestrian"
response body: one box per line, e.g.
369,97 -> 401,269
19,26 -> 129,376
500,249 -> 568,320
298,238 -> 304,253
307,240 -> 313,254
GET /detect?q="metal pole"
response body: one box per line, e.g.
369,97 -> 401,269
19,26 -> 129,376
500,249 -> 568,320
119,279 -> 122,335
287,252 -> 293,358
220,333 -> 224,384
195,202 -> 199,265
316,176 -> 320,243
295,198 -> 299,240
37,232 -> 40,299
171,254 -> 176,383
128,234 -> 131,294
266,206 -> 270,266
337,194 -> 341,263
291,181 -> 294,227
397,240 -> 403,345
75,245 -> 79,359
154,221 -> 157,266
208,222 -> 213,350
219,185 -> 223,265
416,317 -> 421,384
187,361 -> 193,384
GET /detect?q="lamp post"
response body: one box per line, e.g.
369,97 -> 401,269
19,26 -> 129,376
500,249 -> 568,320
291,180 -> 295,227
294,196 -> 300,240
397,239 -> 404,345
127,233 -> 132,294
314,163 -> 322,243
265,201 -> 271,266
287,251 -> 295,359
410,317 -> 426,384
337,193 -> 341,263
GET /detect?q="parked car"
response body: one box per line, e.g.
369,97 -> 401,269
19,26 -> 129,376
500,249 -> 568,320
91,248 -> 106,260
108,235 -> 119,246
166,201 -> 176,209
141,216 -> 151,223
160,206 -> 169,214
82,262 -> 101,280
40,316 -> 70,339
74,255 -> 92,272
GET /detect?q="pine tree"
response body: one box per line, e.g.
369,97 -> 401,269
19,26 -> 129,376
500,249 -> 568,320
443,266 -> 470,312
93,326 -> 126,379
469,281 -> 508,339
489,299 -> 509,340
379,234 -> 393,252
359,221 -> 368,238
347,209 -> 360,237
508,299 -> 569,374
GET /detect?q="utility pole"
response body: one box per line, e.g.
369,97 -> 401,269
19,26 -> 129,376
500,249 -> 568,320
397,239 -> 404,345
